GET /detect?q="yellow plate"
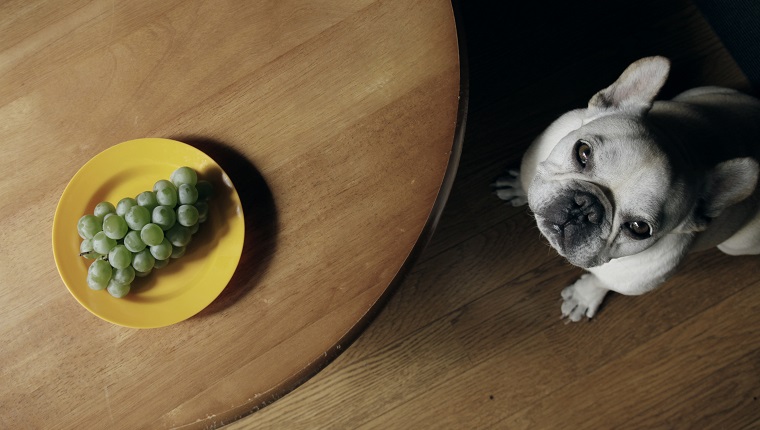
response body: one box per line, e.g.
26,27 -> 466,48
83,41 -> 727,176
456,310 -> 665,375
52,138 -> 245,328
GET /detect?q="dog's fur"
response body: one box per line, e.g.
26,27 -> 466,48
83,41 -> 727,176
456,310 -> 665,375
494,56 -> 760,321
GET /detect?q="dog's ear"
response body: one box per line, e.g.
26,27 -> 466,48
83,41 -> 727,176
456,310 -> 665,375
701,157 -> 759,218
587,56 -> 671,116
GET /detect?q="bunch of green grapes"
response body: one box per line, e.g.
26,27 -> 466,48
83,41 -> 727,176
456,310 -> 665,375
76,166 -> 213,298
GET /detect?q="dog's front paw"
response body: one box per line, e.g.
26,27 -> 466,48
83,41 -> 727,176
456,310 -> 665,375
491,169 -> 527,206
560,274 -> 609,322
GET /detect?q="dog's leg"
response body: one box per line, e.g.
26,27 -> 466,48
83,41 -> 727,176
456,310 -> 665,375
491,169 -> 528,206
562,235 -> 691,322
560,273 -> 609,322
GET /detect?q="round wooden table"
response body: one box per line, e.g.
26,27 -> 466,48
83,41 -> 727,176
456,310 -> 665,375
1,0 -> 463,428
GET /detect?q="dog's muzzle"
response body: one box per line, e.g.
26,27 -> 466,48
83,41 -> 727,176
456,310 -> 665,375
529,177 -> 614,268
545,191 -> 605,234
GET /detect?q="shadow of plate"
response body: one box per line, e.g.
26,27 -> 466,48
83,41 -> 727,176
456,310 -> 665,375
172,136 -> 279,317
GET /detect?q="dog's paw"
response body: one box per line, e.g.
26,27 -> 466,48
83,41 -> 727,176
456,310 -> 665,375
560,274 -> 609,322
491,169 -> 527,206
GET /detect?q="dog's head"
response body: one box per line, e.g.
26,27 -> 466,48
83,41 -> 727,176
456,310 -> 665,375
528,56 -> 759,268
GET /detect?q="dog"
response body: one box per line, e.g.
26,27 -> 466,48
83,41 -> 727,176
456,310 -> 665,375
493,56 -> 760,322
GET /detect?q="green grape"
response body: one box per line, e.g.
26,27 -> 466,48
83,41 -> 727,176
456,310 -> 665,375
195,201 -> 208,223
116,197 -> 138,216
77,215 -> 101,239
178,183 -> 198,205
87,275 -> 108,290
195,180 -> 213,201
152,205 -> 176,231
170,166 -> 197,187
112,266 -> 135,286
153,179 -> 176,193
107,280 -> 130,298
79,239 -> 100,259
176,205 -> 199,227
189,222 -> 199,235
88,259 -> 112,285
125,205 -> 151,231
153,257 -> 169,269
123,230 -> 146,253
150,238 -> 172,261
136,191 -> 159,212
108,245 -> 132,270
93,201 -> 116,219
170,245 -> 186,259
132,249 -> 155,272
140,223 -> 164,246
156,187 -> 178,207
165,224 -> 192,247
102,213 -> 128,240
135,268 -> 152,278
92,231 -> 117,254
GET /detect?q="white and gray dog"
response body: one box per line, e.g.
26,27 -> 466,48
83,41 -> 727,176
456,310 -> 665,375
494,56 -> 760,321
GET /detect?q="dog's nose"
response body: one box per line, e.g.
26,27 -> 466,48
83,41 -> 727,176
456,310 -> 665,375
568,192 -> 604,225
544,190 -> 606,233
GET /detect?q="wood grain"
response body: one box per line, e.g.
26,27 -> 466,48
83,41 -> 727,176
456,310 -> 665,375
0,0 -> 461,428
227,0 -> 760,428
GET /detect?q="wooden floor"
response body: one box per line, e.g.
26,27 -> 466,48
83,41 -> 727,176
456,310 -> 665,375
228,1 -> 760,428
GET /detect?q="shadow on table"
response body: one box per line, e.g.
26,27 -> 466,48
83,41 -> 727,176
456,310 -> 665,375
174,136 -> 279,316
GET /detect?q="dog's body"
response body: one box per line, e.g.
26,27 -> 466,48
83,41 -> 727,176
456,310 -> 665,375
495,57 -> 760,321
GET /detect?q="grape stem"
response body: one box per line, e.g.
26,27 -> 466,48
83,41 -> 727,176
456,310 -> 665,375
78,251 -> 107,261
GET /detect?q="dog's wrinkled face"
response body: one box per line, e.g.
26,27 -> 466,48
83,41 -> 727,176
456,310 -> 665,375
528,114 -> 693,268
526,56 -> 760,269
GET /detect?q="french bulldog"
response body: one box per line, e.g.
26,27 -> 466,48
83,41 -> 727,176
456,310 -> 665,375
493,56 -> 760,322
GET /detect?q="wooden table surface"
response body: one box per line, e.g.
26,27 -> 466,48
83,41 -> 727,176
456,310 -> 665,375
0,1 -> 463,428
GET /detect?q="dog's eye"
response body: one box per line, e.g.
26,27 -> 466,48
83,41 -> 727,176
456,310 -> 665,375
624,221 -> 652,239
575,140 -> 591,166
